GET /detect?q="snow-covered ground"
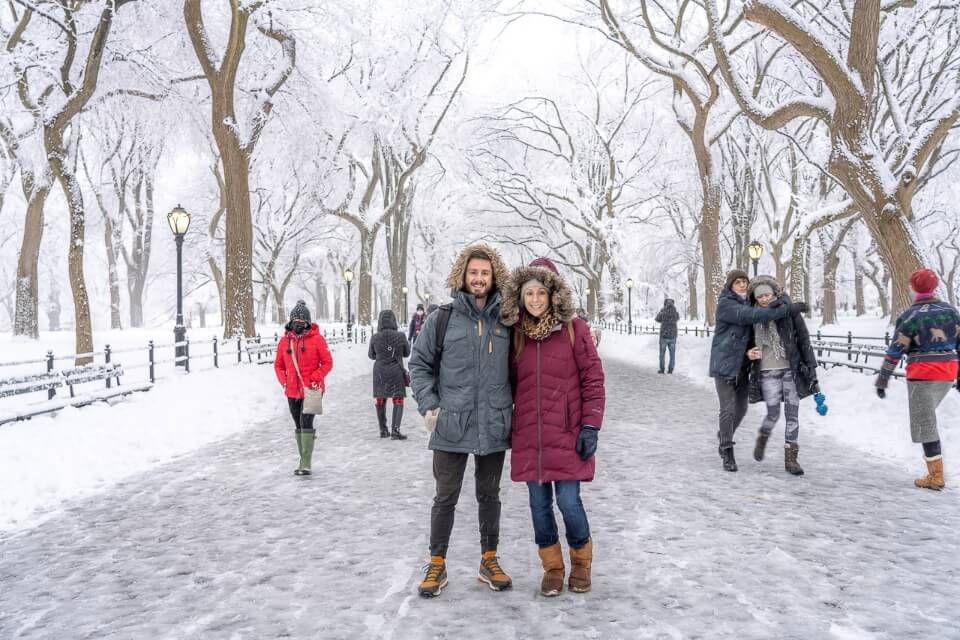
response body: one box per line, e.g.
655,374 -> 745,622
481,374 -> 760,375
600,317 -> 959,472
1,347 -> 958,639
0,326 -> 368,533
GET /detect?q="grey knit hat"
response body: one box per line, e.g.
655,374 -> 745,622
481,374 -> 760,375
520,278 -> 547,298
289,300 -> 311,324
752,283 -> 775,298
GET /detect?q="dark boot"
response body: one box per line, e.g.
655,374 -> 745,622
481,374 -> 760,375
784,442 -> 804,476
720,446 -> 738,472
753,432 -> 769,462
390,404 -> 407,440
376,403 -> 389,438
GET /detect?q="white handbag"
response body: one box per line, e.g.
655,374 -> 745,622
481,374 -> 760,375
290,346 -> 324,415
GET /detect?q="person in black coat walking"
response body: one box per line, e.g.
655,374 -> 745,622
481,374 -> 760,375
655,298 -> 680,373
708,270 -> 808,472
746,275 -> 819,475
369,310 -> 411,440
408,304 -> 427,343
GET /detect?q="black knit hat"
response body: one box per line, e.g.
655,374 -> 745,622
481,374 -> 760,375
416,303 -> 425,311
724,269 -> 749,290
289,300 -> 311,324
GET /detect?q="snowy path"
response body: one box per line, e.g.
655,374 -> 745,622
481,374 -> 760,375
1,356 -> 959,639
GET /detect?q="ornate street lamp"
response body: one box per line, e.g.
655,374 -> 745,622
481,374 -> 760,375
625,278 -> 634,334
748,241 -> 765,277
402,286 -> 409,325
167,205 -> 191,366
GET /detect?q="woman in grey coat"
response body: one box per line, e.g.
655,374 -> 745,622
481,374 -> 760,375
368,310 -> 411,440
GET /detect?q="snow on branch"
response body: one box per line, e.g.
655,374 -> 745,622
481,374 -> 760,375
705,0 -> 834,130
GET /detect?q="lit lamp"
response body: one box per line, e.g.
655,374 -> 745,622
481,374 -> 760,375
748,241 -> 764,277
625,278 -> 634,334
167,205 -> 191,366
401,286 -> 409,325
344,269 -> 354,342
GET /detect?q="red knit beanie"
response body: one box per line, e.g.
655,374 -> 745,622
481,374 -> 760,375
909,268 -> 938,294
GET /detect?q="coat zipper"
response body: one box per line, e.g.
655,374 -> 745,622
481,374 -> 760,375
474,319 -> 481,455
536,340 -> 542,483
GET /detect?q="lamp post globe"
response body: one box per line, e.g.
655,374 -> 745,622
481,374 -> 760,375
168,205 -> 191,367
344,269 -> 354,342
748,241 -> 765,277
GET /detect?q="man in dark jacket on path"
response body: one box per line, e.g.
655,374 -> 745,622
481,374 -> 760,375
708,270 -> 807,472
408,243 -> 514,598
655,298 -> 680,373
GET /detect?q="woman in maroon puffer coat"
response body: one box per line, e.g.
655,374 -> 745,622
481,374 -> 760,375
500,258 -> 605,597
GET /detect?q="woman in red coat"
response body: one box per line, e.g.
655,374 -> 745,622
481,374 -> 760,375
274,301 -> 334,476
500,258 -> 605,597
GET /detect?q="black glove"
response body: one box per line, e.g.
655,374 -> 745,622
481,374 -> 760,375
788,302 -> 809,315
876,388 -> 886,400
575,426 -> 599,461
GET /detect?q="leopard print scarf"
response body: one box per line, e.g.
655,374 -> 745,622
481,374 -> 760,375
522,309 -> 558,341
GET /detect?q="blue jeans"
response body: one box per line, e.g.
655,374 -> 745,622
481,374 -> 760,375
659,338 -> 676,372
527,481 -> 590,548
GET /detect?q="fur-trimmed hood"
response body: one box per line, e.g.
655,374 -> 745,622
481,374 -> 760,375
445,242 -> 511,297
747,274 -> 783,302
500,259 -> 576,327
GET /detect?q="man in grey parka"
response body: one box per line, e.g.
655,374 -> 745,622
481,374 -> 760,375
409,243 -> 514,598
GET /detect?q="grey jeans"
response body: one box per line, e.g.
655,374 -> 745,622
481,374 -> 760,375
907,380 -> 952,443
759,368 -> 800,443
715,376 -> 749,450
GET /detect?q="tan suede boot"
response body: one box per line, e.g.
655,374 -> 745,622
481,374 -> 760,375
914,455 -> 945,490
568,539 -> 592,593
537,544 -> 564,597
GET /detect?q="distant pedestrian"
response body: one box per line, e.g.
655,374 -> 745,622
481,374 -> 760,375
875,268 -> 960,490
746,276 -> 820,475
501,258 -> 605,597
408,303 -> 427,343
274,301 -> 334,476
408,243 -> 514,598
369,309 -> 411,440
655,298 -> 680,373
709,270 -> 807,472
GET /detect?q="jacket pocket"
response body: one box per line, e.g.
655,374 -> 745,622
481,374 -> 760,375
436,409 -> 469,442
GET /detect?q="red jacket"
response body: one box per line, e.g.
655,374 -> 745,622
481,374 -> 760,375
510,318 -> 605,483
274,324 -> 334,398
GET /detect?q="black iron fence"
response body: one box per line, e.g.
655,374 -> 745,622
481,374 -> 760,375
599,321 -> 902,377
0,326 -> 369,403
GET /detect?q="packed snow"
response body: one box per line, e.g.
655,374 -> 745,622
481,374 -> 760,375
1,321 -> 958,639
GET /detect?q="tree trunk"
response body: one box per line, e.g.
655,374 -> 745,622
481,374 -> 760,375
207,257 -> 225,324
46,282 -> 61,331
692,137 -> 723,325
687,264 -> 699,321
358,229 -> 376,326
13,183 -> 51,338
317,280 -> 328,319
855,267 -> 866,316
51,145 -> 94,365
218,140 -> 256,337
103,212 -> 123,330
127,173 -> 154,328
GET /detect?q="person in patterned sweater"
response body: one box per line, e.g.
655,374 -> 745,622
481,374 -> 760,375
875,269 -> 960,490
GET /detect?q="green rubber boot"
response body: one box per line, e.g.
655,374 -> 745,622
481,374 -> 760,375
299,430 -> 316,476
294,431 -> 304,475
